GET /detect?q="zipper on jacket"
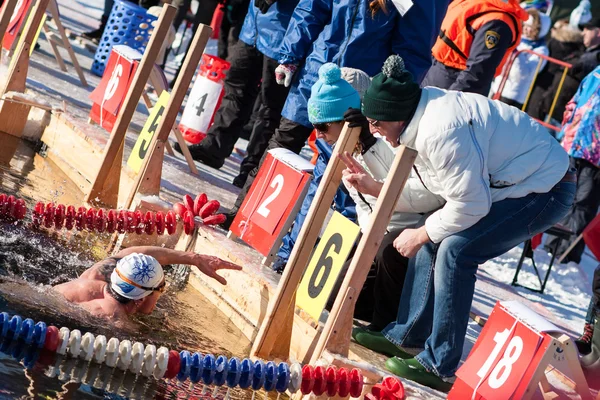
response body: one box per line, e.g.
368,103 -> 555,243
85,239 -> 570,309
412,165 -> 429,191
253,8 -> 259,47
335,0 -> 361,66
467,120 -> 492,206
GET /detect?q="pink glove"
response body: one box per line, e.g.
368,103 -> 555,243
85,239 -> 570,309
275,64 -> 298,87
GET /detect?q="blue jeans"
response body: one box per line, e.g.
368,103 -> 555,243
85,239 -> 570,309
383,179 -> 576,379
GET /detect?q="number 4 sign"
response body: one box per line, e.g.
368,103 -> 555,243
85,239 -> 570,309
450,301 -> 592,400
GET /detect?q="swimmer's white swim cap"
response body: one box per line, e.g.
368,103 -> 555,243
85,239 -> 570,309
110,253 -> 165,300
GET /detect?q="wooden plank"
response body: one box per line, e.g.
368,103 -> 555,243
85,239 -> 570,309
149,66 -> 197,173
557,233 -> 582,264
42,26 -> 67,71
0,0 -> 18,61
47,0 -> 87,87
0,99 -> 30,137
250,123 -> 361,360
85,4 -> 176,208
311,145 -> 417,361
558,334 -> 592,400
1,0 -> 50,96
123,24 -> 211,209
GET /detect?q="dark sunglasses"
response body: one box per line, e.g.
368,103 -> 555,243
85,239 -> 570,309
313,121 -> 342,133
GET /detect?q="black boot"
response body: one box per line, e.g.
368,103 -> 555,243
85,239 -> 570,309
81,15 -> 108,44
576,323 -> 594,355
173,142 -> 225,169
581,319 -> 600,375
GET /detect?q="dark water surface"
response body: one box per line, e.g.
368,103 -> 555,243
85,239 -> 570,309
0,135 -> 256,398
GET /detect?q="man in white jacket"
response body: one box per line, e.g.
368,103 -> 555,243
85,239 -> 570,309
347,55 -> 574,391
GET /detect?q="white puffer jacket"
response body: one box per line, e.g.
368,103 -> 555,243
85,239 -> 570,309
344,138 -> 445,230
398,87 -> 569,243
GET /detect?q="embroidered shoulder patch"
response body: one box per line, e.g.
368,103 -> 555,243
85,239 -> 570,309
485,30 -> 500,49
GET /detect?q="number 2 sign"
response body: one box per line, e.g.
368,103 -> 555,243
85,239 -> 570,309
297,211 -> 360,321
247,160 -> 304,235
229,150 -> 314,262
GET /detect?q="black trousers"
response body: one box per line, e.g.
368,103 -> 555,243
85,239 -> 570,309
323,227 -> 411,329
233,118 -> 313,209
372,227 -> 410,330
324,242 -> 376,322
548,157 -> 600,263
198,43 -> 290,162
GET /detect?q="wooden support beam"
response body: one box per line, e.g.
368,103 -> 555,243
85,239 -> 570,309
123,24 -> 211,209
85,4 -> 176,208
0,0 -> 18,60
42,26 -> 67,72
47,0 -> 88,87
250,123 -> 361,360
148,67 -> 198,174
310,145 -> 417,361
1,0 -> 50,96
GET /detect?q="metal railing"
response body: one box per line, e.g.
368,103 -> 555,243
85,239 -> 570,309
493,48 -> 572,132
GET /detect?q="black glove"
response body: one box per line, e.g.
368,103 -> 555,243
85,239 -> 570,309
344,108 -> 376,154
254,0 -> 274,14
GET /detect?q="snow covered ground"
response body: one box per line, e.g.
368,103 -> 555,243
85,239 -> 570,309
480,242 -> 596,337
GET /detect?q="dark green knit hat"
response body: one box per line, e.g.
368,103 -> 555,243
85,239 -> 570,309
362,55 -> 422,121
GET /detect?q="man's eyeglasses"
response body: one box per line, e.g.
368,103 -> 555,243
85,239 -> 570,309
368,119 -> 379,127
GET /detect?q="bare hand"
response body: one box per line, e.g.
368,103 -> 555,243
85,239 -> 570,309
393,227 -> 430,258
340,152 -> 382,197
192,255 -> 242,285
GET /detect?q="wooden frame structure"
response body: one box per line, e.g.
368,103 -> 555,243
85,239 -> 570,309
0,0 -> 50,137
123,24 -> 212,209
250,123 -> 362,361
85,4 -> 177,208
4,0 -> 87,87
0,0 -> 18,61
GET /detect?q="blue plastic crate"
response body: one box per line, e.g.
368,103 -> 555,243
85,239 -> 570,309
91,0 -> 158,76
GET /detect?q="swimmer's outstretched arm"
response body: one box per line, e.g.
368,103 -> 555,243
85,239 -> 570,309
113,246 -> 241,285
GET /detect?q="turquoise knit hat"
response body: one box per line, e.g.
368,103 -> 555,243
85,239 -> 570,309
308,63 -> 361,124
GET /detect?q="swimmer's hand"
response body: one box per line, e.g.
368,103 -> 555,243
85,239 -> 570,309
192,255 -> 241,285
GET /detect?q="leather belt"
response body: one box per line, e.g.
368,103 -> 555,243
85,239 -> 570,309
560,170 -> 577,183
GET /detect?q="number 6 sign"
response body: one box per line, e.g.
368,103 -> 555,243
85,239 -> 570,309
89,46 -> 138,131
229,149 -> 314,265
297,211 -> 360,321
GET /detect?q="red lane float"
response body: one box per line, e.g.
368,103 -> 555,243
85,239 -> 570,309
0,194 -> 27,222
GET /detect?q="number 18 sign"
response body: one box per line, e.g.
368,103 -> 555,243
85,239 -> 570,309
449,301 -> 592,400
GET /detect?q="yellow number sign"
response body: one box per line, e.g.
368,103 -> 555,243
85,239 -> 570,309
297,211 -> 360,321
127,91 -> 170,173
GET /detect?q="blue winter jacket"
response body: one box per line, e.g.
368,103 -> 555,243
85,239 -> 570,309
238,0 -> 299,60
274,139 -> 357,271
278,0 -> 450,127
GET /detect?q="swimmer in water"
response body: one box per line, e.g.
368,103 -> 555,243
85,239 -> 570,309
53,246 -> 241,319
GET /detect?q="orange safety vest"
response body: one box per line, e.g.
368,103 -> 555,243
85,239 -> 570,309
431,0 -> 529,77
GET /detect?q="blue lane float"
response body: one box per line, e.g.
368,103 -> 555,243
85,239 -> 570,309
0,312 -> 368,398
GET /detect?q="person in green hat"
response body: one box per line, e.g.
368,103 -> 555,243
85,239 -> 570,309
343,55 -> 575,391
